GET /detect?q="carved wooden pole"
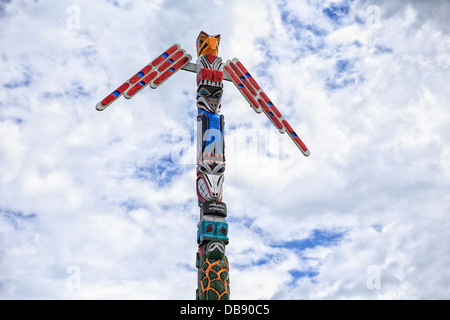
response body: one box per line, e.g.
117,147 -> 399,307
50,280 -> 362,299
194,32 -> 230,300
95,31 -> 310,300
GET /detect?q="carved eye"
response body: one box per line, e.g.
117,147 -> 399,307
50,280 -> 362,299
215,92 -> 222,98
200,90 -> 209,95
218,167 -> 225,173
200,166 -> 207,172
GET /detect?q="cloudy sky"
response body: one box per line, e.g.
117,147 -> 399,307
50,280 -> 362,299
1,0 -> 449,300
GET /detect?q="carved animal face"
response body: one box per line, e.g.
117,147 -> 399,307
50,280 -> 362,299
196,31 -> 221,57
197,85 -> 223,113
196,162 -> 225,202
205,239 -> 226,260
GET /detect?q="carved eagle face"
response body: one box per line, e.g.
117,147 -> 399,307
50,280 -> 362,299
196,31 -> 221,57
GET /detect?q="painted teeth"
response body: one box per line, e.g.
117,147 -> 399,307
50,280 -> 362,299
198,178 -> 210,200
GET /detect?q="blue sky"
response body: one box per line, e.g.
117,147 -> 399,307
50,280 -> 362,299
1,0 -> 450,299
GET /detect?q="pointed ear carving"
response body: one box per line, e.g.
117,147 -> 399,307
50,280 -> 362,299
196,31 -> 210,53
214,34 -> 221,46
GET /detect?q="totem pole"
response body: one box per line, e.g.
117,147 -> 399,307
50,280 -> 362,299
95,31 -> 310,300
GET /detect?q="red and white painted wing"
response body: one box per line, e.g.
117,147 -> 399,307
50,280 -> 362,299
223,58 -> 310,156
95,44 -> 192,111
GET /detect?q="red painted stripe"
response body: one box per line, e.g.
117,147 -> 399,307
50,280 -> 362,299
101,82 -> 130,106
127,71 -> 157,97
197,69 -> 224,85
151,56 -> 164,67
241,87 -> 260,110
245,79 -> 257,96
206,55 -> 217,63
153,56 -> 189,85
158,50 -> 184,72
126,82 -> 143,97
173,56 -> 189,70
154,70 -> 173,86
260,91 -> 284,120
101,95 -> 116,106
230,61 -> 245,80
270,105 -> 282,118
151,45 -> 178,67
230,61 -> 257,96
272,118 -> 284,130
294,136 -> 308,152
224,65 -> 240,84
129,75 -> 140,84
166,45 -> 179,55
258,99 -> 269,112
235,61 -> 249,75
260,91 -> 271,104
142,65 -> 153,74
233,62 -> 257,96
282,120 -> 294,134
129,65 -> 153,84
214,70 -> 223,82
258,99 -> 283,129
282,120 -> 308,152
224,65 -> 259,109
197,68 -> 213,85
249,77 -> 260,92
271,117 -> 283,130
143,71 -> 158,83
236,61 -> 260,90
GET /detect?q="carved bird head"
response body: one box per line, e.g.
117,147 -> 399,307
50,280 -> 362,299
196,31 -> 221,57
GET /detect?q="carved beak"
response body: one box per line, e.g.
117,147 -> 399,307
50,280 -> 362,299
200,37 -> 218,56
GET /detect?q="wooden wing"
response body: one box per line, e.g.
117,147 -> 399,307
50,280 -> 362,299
223,58 -> 310,156
96,44 -> 192,111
